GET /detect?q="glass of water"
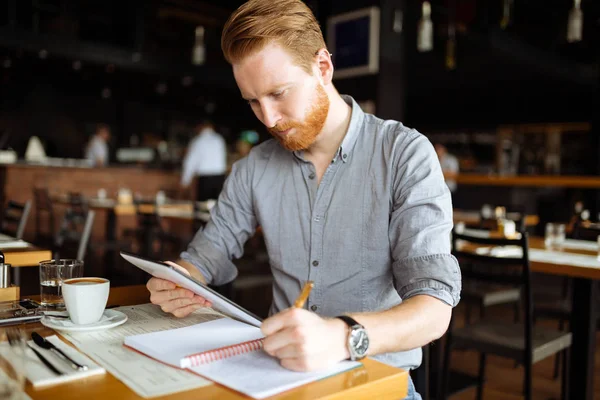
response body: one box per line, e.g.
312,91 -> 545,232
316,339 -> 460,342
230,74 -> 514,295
545,223 -> 566,250
544,223 -> 556,249
0,328 -> 27,400
39,259 -> 83,307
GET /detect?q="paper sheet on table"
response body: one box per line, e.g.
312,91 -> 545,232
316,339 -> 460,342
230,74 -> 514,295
0,335 -> 105,387
561,239 -> 599,252
0,233 -> 30,249
529,249 -> 600,269
0,240 -> 30,249
60,303 -> 225,398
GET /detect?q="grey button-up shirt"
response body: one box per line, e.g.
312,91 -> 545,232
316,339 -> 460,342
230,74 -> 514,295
182,95 -> 461,370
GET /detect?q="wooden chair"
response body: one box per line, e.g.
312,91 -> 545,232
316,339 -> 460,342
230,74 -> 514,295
459,226 -> 523,325
123,200 -> 185,260
33,188 -> 56,247
439,230 -> 572,400
1,200 -> 32,239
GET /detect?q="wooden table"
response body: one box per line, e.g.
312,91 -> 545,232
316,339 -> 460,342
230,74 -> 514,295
462,236 -> 599,400
23,285 -> 409,400
3,246 -> 52,267
527,237 -> 599,400
453,209 -> 539,227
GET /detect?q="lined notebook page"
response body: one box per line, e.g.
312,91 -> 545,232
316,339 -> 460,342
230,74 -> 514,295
124,317 -> 361,399
124,318 -> 265,367
190,350 -> 360,399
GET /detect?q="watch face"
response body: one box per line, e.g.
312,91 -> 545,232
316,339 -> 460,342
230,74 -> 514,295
350,328 -> 369,357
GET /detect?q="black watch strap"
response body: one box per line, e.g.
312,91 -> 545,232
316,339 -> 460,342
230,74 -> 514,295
335,315 -> 363,328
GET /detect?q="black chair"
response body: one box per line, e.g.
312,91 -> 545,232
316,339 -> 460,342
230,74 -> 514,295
439,230 -> 572,400
459,227 -> 522,326
54,208 -> 95,262
1,200 -> 32,239
123,201 -> 185,260
33,188 -> 56,247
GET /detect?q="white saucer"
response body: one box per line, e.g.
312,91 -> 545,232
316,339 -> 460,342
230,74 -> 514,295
41,309 -> 128,332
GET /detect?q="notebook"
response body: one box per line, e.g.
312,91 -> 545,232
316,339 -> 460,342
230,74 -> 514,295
124,317 -> 361,399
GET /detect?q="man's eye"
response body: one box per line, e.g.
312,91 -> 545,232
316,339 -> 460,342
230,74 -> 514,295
273,90 -> 286,99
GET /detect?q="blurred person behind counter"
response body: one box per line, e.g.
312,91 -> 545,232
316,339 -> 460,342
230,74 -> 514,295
181,120 -> 227,201
85,123 -> 111,167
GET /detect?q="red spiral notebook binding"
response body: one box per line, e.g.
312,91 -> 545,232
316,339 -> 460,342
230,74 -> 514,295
180,338 -> 264,368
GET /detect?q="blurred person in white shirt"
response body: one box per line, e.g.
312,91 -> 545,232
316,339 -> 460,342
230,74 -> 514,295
85,124 -> 111,167
181,121 -> 227,201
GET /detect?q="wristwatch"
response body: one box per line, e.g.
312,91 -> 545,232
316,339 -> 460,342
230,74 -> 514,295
335,315 -> 369,361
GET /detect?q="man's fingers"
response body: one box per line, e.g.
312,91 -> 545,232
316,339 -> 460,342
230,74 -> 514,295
164,261 -> 192,276
160,297 -> 201,313
280,357 -> 312,372
172,303 -> 205,318
147,277 -> 176,291
150,288 -> 194,305
272,343 -> 308,359
264,326 -> 307,355
261,308 -> 303,336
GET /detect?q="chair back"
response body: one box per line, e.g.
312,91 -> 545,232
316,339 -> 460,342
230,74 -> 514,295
452,230 -> 533,364
1,200 -> 32,239
54,209 -> 95,261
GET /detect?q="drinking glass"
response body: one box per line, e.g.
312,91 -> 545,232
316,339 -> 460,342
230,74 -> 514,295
545,223 -> 566,250
544,223 -> 556,249
0,328 -> 27,400
554,224 -> 566,250
39,259 -> 84,307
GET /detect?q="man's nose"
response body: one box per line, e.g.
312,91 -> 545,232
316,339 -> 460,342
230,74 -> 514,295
260,102 -> 281,129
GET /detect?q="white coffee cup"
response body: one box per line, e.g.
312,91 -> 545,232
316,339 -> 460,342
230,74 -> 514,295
62,277 -> 110,325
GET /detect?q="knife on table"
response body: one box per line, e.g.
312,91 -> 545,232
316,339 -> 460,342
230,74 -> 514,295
31,332 -> 88,371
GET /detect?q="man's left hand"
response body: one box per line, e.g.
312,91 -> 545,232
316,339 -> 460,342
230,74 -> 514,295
261,308 -> 350,371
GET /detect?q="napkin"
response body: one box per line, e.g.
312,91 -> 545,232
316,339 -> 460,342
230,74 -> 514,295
0,335 -> 105,387
475,245 -> 523,258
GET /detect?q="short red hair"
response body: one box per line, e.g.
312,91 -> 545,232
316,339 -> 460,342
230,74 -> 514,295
221,0 -> 327,74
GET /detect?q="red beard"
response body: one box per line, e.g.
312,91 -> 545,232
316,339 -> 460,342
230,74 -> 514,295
268,85 -> 330,151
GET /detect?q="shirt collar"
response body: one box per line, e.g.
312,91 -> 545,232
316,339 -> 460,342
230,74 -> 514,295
292,95 -> 365,163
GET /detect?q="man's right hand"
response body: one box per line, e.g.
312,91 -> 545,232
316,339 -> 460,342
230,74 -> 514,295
147,260 -> 212,318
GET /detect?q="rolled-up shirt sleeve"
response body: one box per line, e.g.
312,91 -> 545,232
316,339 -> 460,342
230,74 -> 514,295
181,156 -> 257,285
389,132 -> 461,306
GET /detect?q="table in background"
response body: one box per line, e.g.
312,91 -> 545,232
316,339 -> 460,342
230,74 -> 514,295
23,285 -> 409,400
453,209 -> 539,227
461,236 -> 600,400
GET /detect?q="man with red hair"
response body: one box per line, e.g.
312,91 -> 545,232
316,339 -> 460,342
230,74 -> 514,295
148,2 -> 460,398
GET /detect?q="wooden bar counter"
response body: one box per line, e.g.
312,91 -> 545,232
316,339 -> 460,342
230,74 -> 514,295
456,174 -> 600,188
0,163 -> 193,241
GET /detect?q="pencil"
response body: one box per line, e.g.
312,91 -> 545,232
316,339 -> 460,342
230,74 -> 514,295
293,281 -> 314,309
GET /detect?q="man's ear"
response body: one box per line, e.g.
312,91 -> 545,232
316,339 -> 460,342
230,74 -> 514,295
315,48 -> 334,85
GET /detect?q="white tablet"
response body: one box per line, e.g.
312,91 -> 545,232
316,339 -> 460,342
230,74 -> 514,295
120,251 -> 262,327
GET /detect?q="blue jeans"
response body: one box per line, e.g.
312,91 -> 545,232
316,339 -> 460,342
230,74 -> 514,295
403,377 -> 423,400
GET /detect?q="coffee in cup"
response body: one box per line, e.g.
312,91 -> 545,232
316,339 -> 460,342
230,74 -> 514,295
62,277 -> 110,325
